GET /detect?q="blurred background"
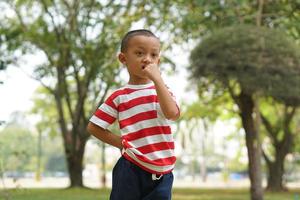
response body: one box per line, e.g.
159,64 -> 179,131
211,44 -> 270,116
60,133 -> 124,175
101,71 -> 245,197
0,0 -> 300,199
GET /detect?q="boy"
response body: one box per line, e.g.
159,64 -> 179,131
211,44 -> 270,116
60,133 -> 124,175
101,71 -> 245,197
87,29 -> 180,200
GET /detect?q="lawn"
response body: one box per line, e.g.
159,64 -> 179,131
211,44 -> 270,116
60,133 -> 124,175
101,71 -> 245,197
1,188 -> 299,200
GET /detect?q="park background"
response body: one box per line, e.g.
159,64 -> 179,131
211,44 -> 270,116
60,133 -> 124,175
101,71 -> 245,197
0,1 -> 300,200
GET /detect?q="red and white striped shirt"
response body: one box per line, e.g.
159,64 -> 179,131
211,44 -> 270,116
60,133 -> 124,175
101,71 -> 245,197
90,82 -> 179,174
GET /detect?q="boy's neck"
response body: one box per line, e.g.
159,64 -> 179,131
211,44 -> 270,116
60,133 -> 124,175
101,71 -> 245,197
128,78 -> 152,85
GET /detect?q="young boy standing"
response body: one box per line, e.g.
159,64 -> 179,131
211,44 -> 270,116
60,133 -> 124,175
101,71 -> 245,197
87,29 -> 180,200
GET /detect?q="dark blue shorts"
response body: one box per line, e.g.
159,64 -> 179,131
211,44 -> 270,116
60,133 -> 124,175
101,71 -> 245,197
110,157 -> 174,200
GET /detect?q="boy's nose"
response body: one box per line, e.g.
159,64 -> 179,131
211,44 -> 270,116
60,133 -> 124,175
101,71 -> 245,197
142,55 -> 152,64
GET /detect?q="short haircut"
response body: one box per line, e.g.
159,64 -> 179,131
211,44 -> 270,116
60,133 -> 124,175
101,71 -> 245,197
120,29 -> 159,52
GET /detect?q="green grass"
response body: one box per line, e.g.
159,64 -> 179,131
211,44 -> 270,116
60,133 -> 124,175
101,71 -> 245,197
1,188 -> 299,200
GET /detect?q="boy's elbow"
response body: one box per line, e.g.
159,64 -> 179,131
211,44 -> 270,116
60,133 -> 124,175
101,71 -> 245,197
165,110 -> 180,121
87,122 -> 95,135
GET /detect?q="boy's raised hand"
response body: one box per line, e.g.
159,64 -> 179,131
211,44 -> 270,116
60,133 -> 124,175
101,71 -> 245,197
142,63 -> 162,83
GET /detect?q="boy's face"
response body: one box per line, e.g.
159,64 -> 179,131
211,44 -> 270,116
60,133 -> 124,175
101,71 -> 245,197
118,35 -> 160,83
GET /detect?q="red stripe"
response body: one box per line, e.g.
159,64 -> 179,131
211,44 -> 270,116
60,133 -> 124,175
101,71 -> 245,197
95,109 -> 116,124
105,86 -> 156,110
134,154 -> 176,166
123,154 -> 174,174
136,142 -> 174,154
119,110 -> 157,129
105,99 -> 117,110
108,89 -> 126,100
105,88 -> 136,109
118,95 -> 157,112
151,156 -> 177,166
110,86 -> 155,100
122,126 -> 171,141
126,152 -> 176,167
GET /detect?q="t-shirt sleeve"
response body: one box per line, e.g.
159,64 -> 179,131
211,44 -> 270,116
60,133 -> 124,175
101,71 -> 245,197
89,93 -> 118,130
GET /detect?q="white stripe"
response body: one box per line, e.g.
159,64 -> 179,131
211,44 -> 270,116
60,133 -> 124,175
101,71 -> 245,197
100,103 -> 117,118
121,118 -> 170,136
89,116 -> 111,129
156,104 -> 165,118
144,149 -> 174,161
119,103 -> 157,120
114,89 -> 156,105
125,149 -> 174,173
128,134 -> 173,148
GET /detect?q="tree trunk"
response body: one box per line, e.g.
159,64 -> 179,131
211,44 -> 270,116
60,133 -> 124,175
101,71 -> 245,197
264,138 -> 291,191
201,120 -> 208,182
238,92 -> 264,200
64,130 -> 88,187
101,142 -> 107,188
35,131 -> 42,182
67,152 -> 84,187
266,131 -> 293,191
262,107 -> 295,191
266,155 -> 285,191
53,65 -> 91,187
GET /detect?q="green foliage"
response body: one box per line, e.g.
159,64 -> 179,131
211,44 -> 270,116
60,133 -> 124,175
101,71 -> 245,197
30,87 -> 59,138
41,136 -> 67,174
190,25 -> 300,106
173,0 -> 300,43
183,90 -> 238,121
0,126 -> 36,172
0,0 -> 186,137
0,0 -> 190,186
293,113 -> 300,151
259,97 -> 300,157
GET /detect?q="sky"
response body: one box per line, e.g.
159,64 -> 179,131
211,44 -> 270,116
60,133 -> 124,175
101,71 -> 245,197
0,66 -> 39,121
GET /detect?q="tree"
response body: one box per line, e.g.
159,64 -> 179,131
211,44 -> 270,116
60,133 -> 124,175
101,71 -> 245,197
0,60 -> 5,85
0,0 -> 138,187
1,0 -> 182,187
189,25 -> 300,200
31,87 -> 62,181
0,60 -> 5,124
0,113 -> 36,174
178,92 -> 234,181
170,0 -> 300,194
259,100 -> 299,191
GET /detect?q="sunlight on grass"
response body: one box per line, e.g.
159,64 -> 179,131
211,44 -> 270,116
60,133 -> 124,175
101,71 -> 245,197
1,188 -> 300,200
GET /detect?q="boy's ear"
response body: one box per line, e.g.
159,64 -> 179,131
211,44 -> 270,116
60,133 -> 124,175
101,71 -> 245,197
118,53 -> 126,64
157,58 -> 160,65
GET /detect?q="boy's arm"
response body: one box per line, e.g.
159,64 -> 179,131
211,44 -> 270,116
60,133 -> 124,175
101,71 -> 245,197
153,76 -> 180,120
143,63 -> 180,120
87,122 -> 123,149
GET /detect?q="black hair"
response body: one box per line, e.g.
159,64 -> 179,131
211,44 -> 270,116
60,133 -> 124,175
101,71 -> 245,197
120,29 -> 159,52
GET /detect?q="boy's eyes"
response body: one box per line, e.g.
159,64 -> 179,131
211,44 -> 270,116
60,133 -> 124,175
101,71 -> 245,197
135,51 -> 159,57
136,51 -> 144,56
